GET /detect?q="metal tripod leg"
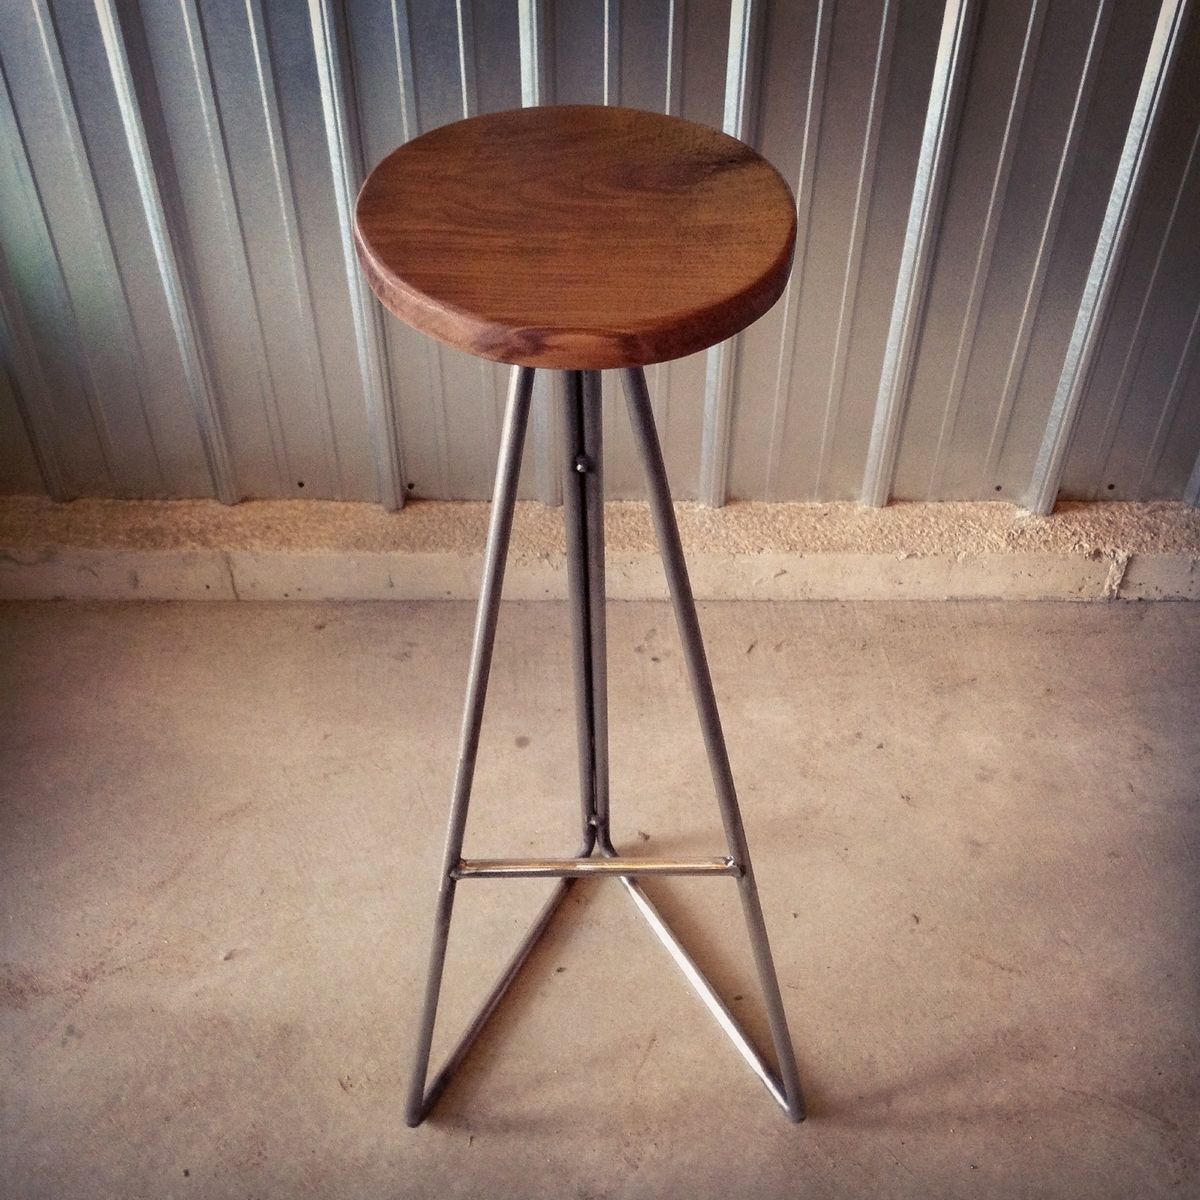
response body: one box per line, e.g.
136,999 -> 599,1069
404,365 -> 554,1126
621,365 -> 807,1122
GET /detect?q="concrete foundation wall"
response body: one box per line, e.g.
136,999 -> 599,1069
1,497 -> 1197,602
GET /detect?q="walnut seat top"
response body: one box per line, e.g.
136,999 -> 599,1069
354,106 -> 796,369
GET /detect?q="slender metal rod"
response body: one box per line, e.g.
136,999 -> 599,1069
562,370 -> 600,845
418,877 -> 574,1119
621,877 -> 790,1111
581,370 -> 615,854
622,366 -> 806,1122
406,365 -> 535,1128
455,856 -> 738,879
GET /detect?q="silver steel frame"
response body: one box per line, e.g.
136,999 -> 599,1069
405,365 -> 806,1126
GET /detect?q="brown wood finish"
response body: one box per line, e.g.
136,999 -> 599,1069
354,105 -> 797,369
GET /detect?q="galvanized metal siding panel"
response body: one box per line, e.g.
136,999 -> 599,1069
2,0 -> 213,499
1059,8 -> 1200,501
883,0 -> 1041,504
1,1 -> 1198,507
1012,0 -> 1182,511
724,0 -> 829,503
178,0 -> 371,499
1025,0 -> 1192,513
0,58 -> 98,499
0,360 -> 44,495
266,0 -> 379,501
48,0 -> 215,498
0,251 -> 46,496
135,0 -> 283,500
549,0 -> 608,105
893,0 -> 1160,501
728,0 -> 943,501
346,0 -> 435,501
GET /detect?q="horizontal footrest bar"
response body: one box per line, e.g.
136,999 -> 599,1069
453,855 -> 740,880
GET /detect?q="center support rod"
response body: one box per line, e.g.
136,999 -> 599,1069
562,370 -> 615,855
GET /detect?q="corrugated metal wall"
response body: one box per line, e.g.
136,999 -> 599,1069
1,0 -> 1198,512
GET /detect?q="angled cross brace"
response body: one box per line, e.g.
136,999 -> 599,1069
405,365 -> 806,1127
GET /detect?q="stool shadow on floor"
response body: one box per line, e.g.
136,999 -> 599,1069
809,1029 -> 1190,1154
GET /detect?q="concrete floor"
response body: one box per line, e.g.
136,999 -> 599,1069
1,599 -> 1197,1199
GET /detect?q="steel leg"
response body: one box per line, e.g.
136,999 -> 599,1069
405,365 -> 536,1127
621,365 -> 807,1122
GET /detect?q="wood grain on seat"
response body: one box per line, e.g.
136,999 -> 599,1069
354,105 -> 796,369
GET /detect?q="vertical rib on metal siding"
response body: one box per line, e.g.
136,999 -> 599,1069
890,0 -> 1123,503
246,0 -> 347,498
1064,120 -> 1200,500
728,0 -> 942,503
760,0 -> 833,502
308,0 -> 404,509
861,0 -> 978,507
1186,447 -> 1200,507
95,0 -> 238,504
4,2 -> 166,497
697,0 -> 762,506
921,0 -> 1048,500
0,340 -> 45,495
0,64 -> 72,500
812,1 -> 898,500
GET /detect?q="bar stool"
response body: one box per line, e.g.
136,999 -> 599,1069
354,104 -> 805,1125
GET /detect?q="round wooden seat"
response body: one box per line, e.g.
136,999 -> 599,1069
354,105 -> 796,370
